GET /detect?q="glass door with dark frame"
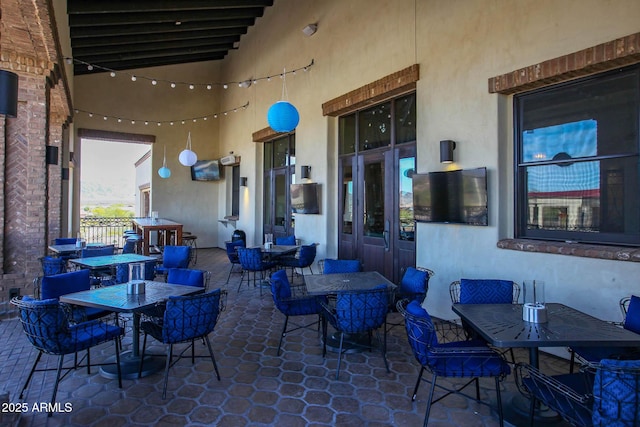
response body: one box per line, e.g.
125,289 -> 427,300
263,135 -> 295,243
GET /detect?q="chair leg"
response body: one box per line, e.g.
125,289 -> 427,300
162,344 -> 173,399
335,332 -> 345,380
494,376 -> 504,427
86,348 -> 91,374
204,336 -> 221,381
528,396 -> 536,427
569,350 -> 576,373
381,324 -> 389,373
424,372 -> 438,427
278,316 -> 289,356
49,355 -> 65,417
20,351 -> 43,399
411,367 -> 425,401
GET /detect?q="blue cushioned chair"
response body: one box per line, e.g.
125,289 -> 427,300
155,245 -> 191,278
80,245 -> 116,285
167,268 -> 210,291
138,290 -> 225,398
122,239 -> 136,254
40,269 -> 109,322
40,256 -> 67,276
450,279 -> 520,363
516,359 -> 640,427
237,247 -> 277,295
54,237 -> 77,245
225,240 -> 245,284
322,259 -> 362,274
276,235 -> 296,245
387,267 -> 433,332
81,245 -> 115,258
11,296 -> 124,416
270,269 -> 325,355
320,285 -> 389,379
569,295 -> 640,373
398,299 -> 511,427
278,243 -> 317,284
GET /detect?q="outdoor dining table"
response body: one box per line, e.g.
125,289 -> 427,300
132,218 -> 183,255
304,271 -> 395,296
451,302 -> 640,369
69,253 -> 156,272
60,281 -> 202,379
452,302 -> 640,423
48,242 -> 104,256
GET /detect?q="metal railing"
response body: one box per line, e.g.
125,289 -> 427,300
79,216 -> 144,247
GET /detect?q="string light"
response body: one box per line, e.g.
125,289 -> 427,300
63,57 -> 315,91
74,102 -> 250,126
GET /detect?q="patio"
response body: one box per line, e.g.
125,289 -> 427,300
0,248 -> 571,427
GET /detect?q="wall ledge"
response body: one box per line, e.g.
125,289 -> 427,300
497,239 -> 640,263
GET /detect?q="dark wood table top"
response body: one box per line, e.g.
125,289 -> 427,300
452,302 -> 640,348
59,281 -> 199,313
69,253 -> 156,270
305,271 -> 396,296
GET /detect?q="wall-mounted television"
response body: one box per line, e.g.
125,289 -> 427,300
291,183 -> 320,214
191,160 -> 223,181
412,167 -> 488,226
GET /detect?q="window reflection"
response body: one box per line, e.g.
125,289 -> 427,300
399,157 -> 415,241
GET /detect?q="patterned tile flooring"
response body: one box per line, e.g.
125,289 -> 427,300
0,248 -> 571,426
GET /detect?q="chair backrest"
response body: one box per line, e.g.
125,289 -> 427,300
270,269 -> 291,309
81,245 -> 115,258
12,296 -> 72,355
225,240 -> 245,262
40,256 -> 67,276
162,290 -> 223,344
54,237 -> 77,245
333,285 -> 388,334
115,260 -> 157,283
41,269 -> 91,300
276,235 -> 296,245
622,295 -> 640,334
450,279 -> 519,304
162,246 -> 191,269
398,267 -> 432,302
122,239 -> 136,254
297,244 -> 317,267
397,299 -> 439,367
323,259 -> 362,274
167,268 -> 207,289
592,358 -> 640,426
237,247 -> 264,270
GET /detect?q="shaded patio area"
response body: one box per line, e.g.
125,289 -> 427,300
0,248 -> 571,426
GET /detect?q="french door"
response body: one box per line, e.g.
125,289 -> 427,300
339,145 -> 416,283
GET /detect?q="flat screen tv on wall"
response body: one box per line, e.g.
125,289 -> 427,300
412,167 -> 488,226
291,183 -> 320,214
191,160 -> 223,181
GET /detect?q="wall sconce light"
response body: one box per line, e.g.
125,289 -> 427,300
300,165 -> 311,179
0,70 -> 19,117
61,168 -> 69,181
440,140 -> 456,163
240,177 -> 248,187
302,23 -> 318,36
45,145 -> 59,165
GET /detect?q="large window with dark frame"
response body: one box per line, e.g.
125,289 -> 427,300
515,64 -> 640,246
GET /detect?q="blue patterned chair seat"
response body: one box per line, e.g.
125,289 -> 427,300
322,259 -> 362,274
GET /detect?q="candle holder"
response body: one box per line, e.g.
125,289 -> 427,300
522,280 -> 547,323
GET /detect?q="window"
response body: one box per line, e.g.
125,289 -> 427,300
515,65 -> 640,246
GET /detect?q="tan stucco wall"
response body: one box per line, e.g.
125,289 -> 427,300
67,0 -> 640,350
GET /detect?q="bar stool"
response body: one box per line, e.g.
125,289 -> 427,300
182,234 -> 198,265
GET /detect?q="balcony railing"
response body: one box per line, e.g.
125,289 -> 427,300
79,216 -> 144,247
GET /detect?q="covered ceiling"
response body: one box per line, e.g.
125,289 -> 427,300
67,0 -> 274,76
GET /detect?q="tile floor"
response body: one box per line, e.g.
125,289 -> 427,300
0,248 -> 571,426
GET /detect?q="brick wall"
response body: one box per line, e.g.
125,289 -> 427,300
0,0 -> 72,318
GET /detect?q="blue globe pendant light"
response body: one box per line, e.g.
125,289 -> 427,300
158,145 -> 171,178
179,131 -> 197,166
267,68 -> 299,133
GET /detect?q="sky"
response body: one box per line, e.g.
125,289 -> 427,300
80,139 -> 151,205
